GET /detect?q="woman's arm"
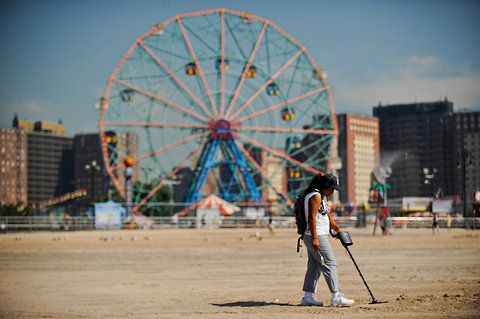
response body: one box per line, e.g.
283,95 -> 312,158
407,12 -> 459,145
328,213 -> 341,233
308,194 -> 321,250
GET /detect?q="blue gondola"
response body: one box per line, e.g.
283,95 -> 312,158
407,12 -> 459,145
215,58 -> 229,71
266,83 -> 280,96
286,137 -> 302,151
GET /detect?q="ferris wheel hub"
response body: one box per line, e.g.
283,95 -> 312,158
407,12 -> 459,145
210,119 -> 233,140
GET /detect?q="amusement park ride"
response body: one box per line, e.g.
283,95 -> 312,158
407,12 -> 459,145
98,8 -> 337,214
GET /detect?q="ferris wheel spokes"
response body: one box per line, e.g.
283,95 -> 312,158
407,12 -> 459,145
236,132 -> 321,175
112,78 -> 210,123
138,40 -> 216,120
236,86 -> 328,123
235,141 -> 292,204
177,17 -> 219,118
228,48 -> 304,121
234,125 -> 335,135
223,21 -> 268,119
111,130 -> 209,171
132,150 -> 198,213
219,11 -> 226,116
103,122 -> 209,129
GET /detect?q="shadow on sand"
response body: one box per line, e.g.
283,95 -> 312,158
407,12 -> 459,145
212,301 -> 296,307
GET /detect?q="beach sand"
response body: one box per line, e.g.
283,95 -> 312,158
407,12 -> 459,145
0,227 -> 479,318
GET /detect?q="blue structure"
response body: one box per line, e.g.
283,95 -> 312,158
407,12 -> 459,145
186,120 -> 261,204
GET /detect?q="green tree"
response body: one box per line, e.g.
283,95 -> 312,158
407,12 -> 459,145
0,203 -> 31,216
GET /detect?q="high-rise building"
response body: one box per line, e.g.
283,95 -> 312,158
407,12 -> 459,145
73,133 -> 109,201
450,111 -> 480,216
0,127 -> 28,206
27,132 -> 74,205
336,114 -> 380,204
373,99 -> 454,199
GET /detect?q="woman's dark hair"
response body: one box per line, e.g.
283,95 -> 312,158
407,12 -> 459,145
302,174 -> 329,196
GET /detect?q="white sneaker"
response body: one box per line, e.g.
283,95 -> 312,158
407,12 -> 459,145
301,296 -> 324,306
331,292 -> 355,307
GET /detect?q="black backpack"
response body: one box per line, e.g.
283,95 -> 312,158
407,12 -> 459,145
293,194 -> 307,252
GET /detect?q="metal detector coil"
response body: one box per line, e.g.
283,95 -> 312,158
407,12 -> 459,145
337,231 -> 353,247
330,229 -> 387,304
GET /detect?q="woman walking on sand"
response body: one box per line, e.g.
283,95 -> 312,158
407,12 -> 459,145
300,173 -> 355,307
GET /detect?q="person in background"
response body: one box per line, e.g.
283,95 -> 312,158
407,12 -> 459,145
432,214 -> 440,236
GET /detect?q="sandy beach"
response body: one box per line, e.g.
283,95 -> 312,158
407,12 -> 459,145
0,227 -> 479,318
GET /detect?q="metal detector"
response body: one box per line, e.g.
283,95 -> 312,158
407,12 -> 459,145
330,230 -> 387,304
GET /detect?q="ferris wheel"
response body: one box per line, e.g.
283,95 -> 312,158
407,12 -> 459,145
99,8 -> 337,213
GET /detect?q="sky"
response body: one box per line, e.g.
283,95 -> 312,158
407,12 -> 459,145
0,0 -> 479,135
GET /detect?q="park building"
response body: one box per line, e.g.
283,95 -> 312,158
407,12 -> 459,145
336,114 -> 380,205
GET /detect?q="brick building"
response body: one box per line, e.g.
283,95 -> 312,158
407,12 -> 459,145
336,114 -> 380,204
0,127 -> 28,206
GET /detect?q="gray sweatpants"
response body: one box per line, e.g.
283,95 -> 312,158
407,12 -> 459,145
302,233 -> 339,294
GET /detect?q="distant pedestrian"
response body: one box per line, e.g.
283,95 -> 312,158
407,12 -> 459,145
432,214 -> 440,235
380,207 -> 389,236
446,213 -> 452,230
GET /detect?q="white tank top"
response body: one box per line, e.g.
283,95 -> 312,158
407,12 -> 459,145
304,191 -> 330,236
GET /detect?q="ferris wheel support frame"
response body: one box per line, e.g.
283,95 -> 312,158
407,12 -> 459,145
186,122 -> 261,204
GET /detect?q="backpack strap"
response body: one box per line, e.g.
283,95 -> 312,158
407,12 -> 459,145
297,236 -> 303,253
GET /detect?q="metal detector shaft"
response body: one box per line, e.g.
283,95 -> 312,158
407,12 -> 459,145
344,246 -> 377,303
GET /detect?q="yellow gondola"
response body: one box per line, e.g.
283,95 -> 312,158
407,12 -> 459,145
288,168 -> 302,179
244,65 -> 257,78
185,62 -> 198,75
120,89 -> 135,103
281,107 -> 296,121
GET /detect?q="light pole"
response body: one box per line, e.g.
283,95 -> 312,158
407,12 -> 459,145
164,179 -> 181,216
382,167 -> 392,209
85,160 -> 100,204
423,167 -> 437,196
457,148 -> 473,218
123,157 -> 135,216
372,166 -> 392,236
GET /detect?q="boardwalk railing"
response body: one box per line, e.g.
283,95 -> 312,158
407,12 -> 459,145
0,216 -> 478,232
